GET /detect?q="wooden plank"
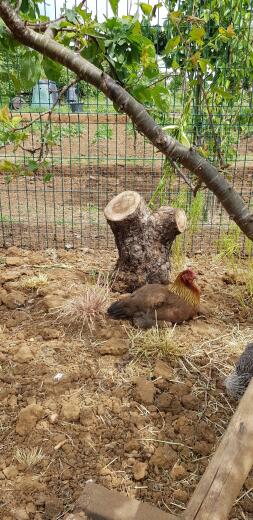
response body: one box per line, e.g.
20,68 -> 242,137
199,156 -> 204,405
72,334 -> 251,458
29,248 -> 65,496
75,482 -> 178,520
13,112 -> 128,124
184,378 -> 253,520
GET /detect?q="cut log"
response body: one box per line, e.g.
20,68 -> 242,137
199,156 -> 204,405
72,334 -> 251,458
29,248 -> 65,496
183,378 -> 253,520
104,191 -> 187,292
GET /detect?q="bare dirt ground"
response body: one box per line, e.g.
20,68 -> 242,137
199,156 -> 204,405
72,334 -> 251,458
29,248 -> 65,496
0,246 -> 253,519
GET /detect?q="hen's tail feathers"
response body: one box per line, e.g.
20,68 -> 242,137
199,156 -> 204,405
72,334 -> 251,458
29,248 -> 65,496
107,300 -> 132,320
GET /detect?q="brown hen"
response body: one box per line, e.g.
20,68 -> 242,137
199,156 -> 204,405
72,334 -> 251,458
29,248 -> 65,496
107,268 -> 200,329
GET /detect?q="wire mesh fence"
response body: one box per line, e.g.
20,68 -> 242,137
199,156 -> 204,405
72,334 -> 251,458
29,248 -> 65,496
0,0 -> 252,252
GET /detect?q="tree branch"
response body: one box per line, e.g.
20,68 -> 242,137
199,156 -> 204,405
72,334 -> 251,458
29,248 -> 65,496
25,16 -> 64,31
0,0 -> 252,240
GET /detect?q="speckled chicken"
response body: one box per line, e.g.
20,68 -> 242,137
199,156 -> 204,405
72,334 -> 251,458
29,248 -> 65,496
225,343 -> 253,399
107,268 -> 200,329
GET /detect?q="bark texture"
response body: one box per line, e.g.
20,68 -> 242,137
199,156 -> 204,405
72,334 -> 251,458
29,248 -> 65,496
0,1 -> 253,240
104,191 -> 186,292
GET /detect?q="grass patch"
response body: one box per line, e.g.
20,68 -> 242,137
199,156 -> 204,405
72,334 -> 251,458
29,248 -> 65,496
20,273 -> 48,289
126,323 -> 185,359
56,277 -> 111,332
14,446 -> 44,468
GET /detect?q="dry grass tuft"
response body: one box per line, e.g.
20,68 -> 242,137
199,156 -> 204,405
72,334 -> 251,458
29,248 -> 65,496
20,273 -> 48,289
14,446 -> 44,468
56,277 -> 111,332
188,325 -> 253,378
234,261 -> 253,309
126,323 -> 185,359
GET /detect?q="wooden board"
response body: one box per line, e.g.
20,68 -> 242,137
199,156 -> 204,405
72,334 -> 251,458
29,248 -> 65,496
184,378 -> 253,519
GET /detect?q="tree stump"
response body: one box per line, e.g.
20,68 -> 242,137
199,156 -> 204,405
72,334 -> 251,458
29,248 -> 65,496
104,191 -> 187,292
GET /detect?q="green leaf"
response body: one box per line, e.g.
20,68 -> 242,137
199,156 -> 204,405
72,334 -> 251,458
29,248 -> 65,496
189,26 -> 205,44
109,0 -> 119,15
164,36 -> 180,55
0,105 -> 10,123
43,173 -> 53,183
180,131 -> 191,147
140,3 -> 153,16
65,8 -> 78,23
19,52 -> 42,90
190,51 -> 201,67
171,57 -> 179,69
42,57 -> 63,81
169,11 -> 182,25
0,160 -> 17,173
198,58 -> 208,73
150,84 -> 170,112
27,160 -> 39,172
226,24 -> 236,38
10,72 -> 21,93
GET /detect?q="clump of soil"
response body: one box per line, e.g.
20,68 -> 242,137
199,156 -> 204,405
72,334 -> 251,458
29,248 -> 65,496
0,246 -> 252,519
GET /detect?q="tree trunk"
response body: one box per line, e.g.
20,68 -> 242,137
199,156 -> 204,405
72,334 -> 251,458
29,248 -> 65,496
104,191 -> 186,292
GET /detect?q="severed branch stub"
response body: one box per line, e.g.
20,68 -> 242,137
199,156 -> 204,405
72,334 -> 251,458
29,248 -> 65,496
104,191 -> 187,293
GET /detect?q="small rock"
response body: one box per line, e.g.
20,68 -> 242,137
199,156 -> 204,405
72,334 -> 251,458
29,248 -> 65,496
9,395 -> 18,409
16,404 -> 44,435
132,461 -> 148,481
99,338 -> 129,356
2,290 -> 26,309
3,465 -> 18,479
192,441 -> 212,456
170,464 -> 187,481
5,256 -> 24,267
0,471 -> 5,479
49,413 -> 59,424
134,377 -> 155,405
61,399 -> 80,422
0,270 -> 20,283
43,294 -> 66,311
0,288 -> 7,303
44,496 -> 63,519
124,439 -> 140,452
13,345 -> 34,364
181,394 -> 199,410
156,392 -> 172,411
41,328 -> 60,341
79,409 -> 95,427
7,246 -> 21,255
25,503 -> 36,515
173,489 -> 188,504
154,360 -> 173,380
12,508 -> 29,520
7,310 -> 27,326
150,445 -> 177,470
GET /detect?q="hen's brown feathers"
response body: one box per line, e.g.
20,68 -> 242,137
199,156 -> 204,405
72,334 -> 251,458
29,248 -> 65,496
107,269 -> 200,328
